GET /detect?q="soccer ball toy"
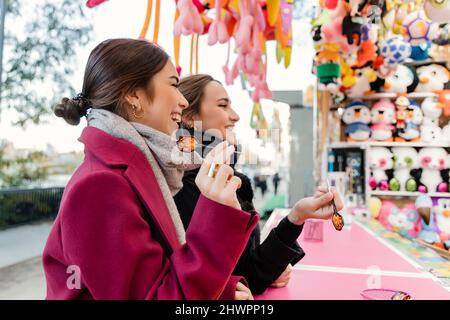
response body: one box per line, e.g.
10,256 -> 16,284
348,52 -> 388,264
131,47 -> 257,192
402,10 -> 439,46
380,37 -> 412,66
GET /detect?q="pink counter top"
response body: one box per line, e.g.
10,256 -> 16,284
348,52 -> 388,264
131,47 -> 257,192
256,209 -> 450,300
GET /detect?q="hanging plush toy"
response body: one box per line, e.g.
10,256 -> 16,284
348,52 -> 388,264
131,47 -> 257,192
415,195 -> 441,244
424,0 -> 450,24
415,64 -> 450,93
382,65 -> 419,94
389,147 -> 419,192
342,101 -> 371,141
435,199 -> 450,242
174,0 -> 204,36
370,98 -> 396,142
369,147 -> 394,191
378,201 -> 422,239
316,44 -> 341,92
418,147 -> 449,193
397,101 -> 423,142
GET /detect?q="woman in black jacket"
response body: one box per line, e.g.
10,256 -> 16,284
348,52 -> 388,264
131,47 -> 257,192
174,74 -> 343,294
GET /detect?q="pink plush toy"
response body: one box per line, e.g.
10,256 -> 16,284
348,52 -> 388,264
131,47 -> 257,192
235,0 -> 254,54
208,0 -> 229,45
378,201 -> 422,239
174,0 -> 204,36
370,99 -> 396,141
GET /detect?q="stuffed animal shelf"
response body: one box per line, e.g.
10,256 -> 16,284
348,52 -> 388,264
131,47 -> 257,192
342,101 -> 371,142
369,147 -> 393,191
389,147 -> 419,192
370,98 -> 396,142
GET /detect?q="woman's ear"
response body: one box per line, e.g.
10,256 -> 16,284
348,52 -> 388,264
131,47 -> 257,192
124,89 -> 140,109
124,88 -> 148,111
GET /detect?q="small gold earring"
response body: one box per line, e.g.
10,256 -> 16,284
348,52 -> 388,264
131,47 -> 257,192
132,104 -> 145,119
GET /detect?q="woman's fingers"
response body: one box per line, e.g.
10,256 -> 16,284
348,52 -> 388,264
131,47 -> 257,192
271,281 -> 289,288
211,165 -> 234,189
271,264 -> 292,287
198,141 -> 230,178
223,176 -> 242,193
331,187 -> 344,211
235,282 -> 253,300
235,291 -> 250,300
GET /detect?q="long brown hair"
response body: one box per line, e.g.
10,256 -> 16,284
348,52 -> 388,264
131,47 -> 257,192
178,74 -> 220,128
54,38 -> 169,125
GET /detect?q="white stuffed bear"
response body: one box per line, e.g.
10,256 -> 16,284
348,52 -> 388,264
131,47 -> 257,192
390,147 -> 419,192
369,147 -> 393,191
418,147 -> 448,193
415,64 -> 450,92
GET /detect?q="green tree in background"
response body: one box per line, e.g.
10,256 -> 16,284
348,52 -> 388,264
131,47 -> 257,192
1,0 -> 93,126
0,139 -> 50,188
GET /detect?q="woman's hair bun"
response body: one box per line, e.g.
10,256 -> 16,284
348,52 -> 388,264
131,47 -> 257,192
54,94 -> 90,126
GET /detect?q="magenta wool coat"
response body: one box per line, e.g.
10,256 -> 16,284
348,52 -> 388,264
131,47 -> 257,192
42,126 -> 259,300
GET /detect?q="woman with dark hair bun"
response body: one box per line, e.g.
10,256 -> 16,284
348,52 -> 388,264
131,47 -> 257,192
44,38 -> 260,300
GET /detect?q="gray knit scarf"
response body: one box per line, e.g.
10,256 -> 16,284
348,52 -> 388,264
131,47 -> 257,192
87,108 -> 201,245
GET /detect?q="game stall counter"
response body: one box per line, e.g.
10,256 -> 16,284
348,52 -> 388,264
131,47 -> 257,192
255,209 -> 450,300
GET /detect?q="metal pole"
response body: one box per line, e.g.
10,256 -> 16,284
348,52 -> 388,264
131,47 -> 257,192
0,0 -> 6,104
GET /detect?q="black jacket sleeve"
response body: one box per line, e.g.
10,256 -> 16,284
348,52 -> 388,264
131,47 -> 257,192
174,169 -> 306,295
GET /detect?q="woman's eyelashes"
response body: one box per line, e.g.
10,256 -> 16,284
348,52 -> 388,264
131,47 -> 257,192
218,104 -> 228,108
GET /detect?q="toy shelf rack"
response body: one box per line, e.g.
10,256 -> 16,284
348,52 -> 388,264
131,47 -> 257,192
325,84 -> 450,205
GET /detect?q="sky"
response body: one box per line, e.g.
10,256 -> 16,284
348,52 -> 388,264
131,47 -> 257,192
1,0 -> 315,153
